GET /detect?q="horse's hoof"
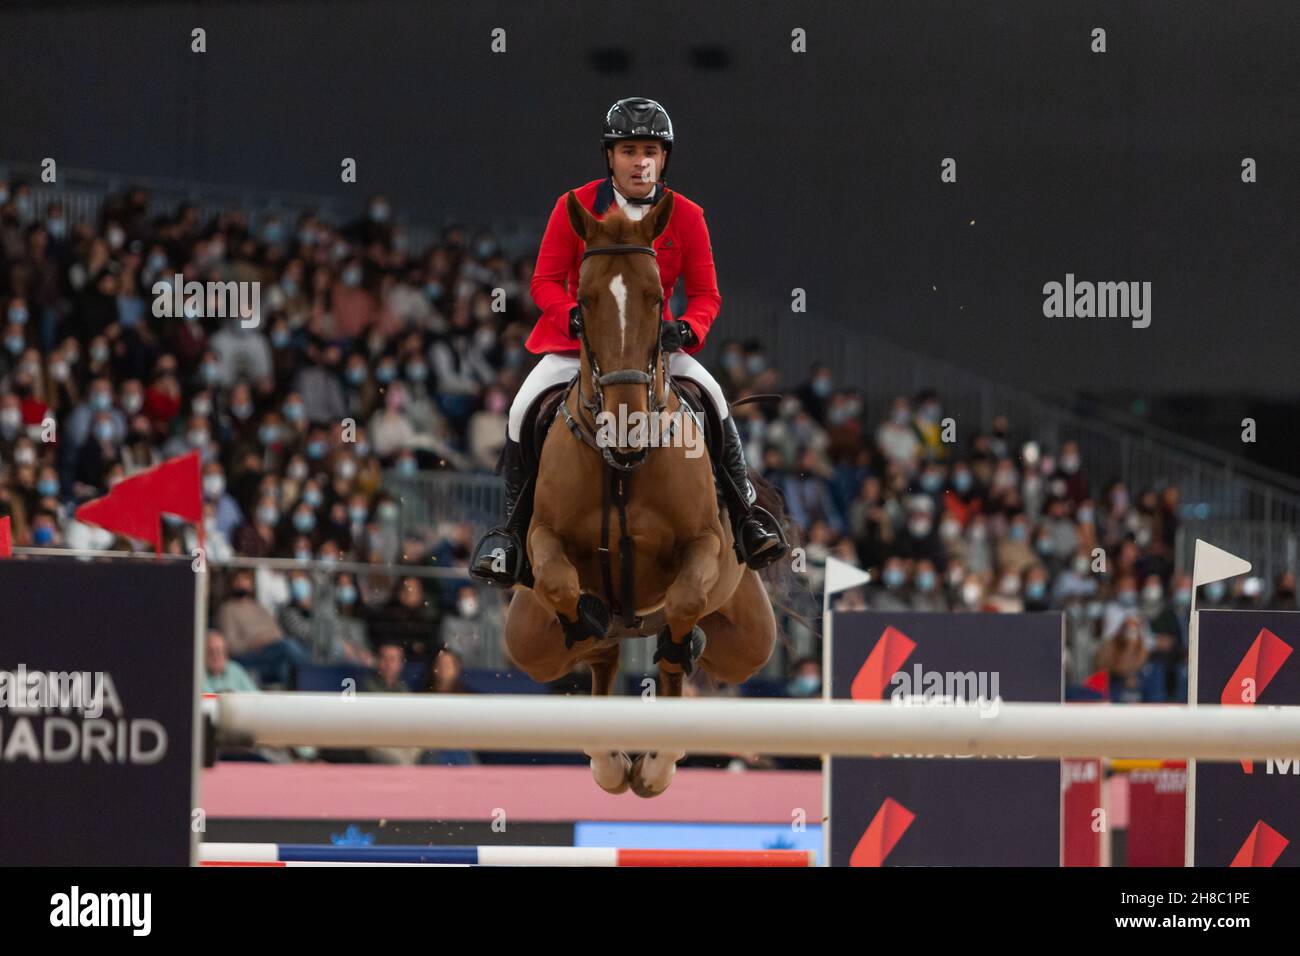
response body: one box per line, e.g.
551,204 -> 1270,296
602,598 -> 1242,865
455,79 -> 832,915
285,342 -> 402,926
628,751 -> 675,798
590,750 -> 632,794
559,594 -> 612,649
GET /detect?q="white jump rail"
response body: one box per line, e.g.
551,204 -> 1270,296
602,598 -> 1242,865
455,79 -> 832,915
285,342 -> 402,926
208,693 -> 1300,762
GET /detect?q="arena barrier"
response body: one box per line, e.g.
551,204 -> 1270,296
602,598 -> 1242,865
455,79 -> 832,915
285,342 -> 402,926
208,692 -> 1300,762
199,843 -> 816,867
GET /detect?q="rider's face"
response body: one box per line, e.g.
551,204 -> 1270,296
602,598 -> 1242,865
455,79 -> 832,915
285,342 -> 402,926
607,140 -> 664,197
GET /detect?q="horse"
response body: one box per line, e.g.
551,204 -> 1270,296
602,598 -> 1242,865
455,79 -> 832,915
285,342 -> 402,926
503,190 -> 781,797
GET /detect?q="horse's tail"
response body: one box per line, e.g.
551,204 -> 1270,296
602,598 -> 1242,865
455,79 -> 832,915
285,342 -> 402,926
749,468 -> 822,643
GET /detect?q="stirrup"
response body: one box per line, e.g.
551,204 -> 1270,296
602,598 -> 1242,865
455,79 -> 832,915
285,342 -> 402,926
470,528 -> 532,588
733,507 -> 789,571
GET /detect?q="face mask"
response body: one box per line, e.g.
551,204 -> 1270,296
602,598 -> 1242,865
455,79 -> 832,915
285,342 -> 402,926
916,571 -> 937,593
280,277 -> 298,297
318,552 -> 338,565
306,440 -> 327,460
998,577 -> 1020,596
271,330 -> 291,349
336,585 -> 358,606
1117,591 -> 1137,607
262,222 -> 284,244
291,578 -> 312,602
258,425 -> 280,446
37,478 -> 59,497
189,430 -> 209,448
121,393 -> 143,414
1008,525 -> 1027,542
891,409 -> 909,425
147,252 -> 168,272
192,399 -> 212,417
405,363 -> 427,383
745,355 -> 766,374
337,459 -> 357,480
349,506 -> 369,524
940,520 -> 962,542
457,597 -> 480,618
287,462 -> 309,481
256,506 -> 279,526
1173,588 -> 1191,607
293,512 -> 316,534
396,457 -> 418,476
342,266 -> 363,288
90,391 -> 112,412
377,502 -> 400,523
952,472 -> 972,493
8,305 -> 28,325
1,408 -> 21,430
1060,455 -> 1080,474
376,364 -> 397,384
94,421 -> 116,443
1077,507 -> 1094,524
968,525 -> 986,543
1204,582 -> 1226,602
346,366 -> 366,386
812,377 -> 833,397
369,203 -> 390,223
231,402 -> 252,420
33,526 -> 55,546
1142,585 -> 1163,604
303,488 -> 324,508
203,474 -> 225,498
283,403 -> 304,422
1036,538 -> 1055,556
919,472 -> 942,493
883,568 -> 905,589
201,363 -> 220,384
14,447 -> 36,466
298,229 -> 316,247
354,441 -> 371,457
1026,581 -> 1047,601
4,336 -> 23,354
908,519 -> 932,538
295,548 -> 312,562
424,281 -> 443,301
48,218 -> 67,239
962,583 -> 982,607
788,674 -> 821,698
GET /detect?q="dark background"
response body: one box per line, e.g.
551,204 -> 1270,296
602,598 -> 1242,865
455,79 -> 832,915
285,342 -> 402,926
2,0 -> 1296,404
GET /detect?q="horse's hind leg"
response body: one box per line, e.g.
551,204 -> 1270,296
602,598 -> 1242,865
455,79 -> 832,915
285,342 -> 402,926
583,640 -> 633,794
630,533 -> 722,798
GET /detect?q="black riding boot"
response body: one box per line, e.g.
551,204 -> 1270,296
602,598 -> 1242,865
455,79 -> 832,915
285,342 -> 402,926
717,415 -> 789,570
469,438 -> 536,588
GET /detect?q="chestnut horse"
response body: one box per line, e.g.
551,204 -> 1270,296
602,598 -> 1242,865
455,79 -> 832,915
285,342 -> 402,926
503,191 -> 778,797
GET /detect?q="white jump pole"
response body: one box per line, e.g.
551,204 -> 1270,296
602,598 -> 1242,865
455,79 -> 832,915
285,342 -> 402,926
211,693 -> 1300,762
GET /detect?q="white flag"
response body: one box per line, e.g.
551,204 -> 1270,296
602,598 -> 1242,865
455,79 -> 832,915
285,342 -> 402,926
824,555 -> 871,596
1192,539 -> 1251,587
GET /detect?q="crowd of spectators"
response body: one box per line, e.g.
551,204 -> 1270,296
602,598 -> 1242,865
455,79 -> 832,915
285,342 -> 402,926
2,178 -> 1296,722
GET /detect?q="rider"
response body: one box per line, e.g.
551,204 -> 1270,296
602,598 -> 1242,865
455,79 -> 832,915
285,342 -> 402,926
469,96 -> 789,588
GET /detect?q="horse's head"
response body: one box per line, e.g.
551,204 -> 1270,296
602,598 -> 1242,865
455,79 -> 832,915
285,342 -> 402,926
565,189 -> 676,469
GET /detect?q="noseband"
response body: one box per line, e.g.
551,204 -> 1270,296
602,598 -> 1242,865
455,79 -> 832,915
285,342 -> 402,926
563,243 -> 678,471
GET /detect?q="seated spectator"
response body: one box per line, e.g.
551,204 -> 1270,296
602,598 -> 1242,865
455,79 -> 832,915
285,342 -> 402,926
365,575 -> 441,661
202,630 -> 258,693
214,568 -> 309,687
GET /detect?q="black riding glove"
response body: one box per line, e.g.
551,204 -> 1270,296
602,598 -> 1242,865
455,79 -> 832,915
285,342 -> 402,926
568,305 -> 583,340
659,318 -> 694,353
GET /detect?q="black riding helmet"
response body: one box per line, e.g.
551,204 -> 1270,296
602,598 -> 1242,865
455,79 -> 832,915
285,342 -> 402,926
602,97 -> 674,179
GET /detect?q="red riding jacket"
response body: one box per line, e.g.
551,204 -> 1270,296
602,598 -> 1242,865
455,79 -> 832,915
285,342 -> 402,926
525,177 -> 721,356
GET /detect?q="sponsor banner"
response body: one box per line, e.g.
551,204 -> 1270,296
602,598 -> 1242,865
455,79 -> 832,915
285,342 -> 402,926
1194,610 -> 1299,867
0,558 -> 199,865
827,611 -> 1062,866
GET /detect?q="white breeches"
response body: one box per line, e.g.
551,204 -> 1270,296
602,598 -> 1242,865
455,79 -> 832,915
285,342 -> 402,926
508,351 -> 729,443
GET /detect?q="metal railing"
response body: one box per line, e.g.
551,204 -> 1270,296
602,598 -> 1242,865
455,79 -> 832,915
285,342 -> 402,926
700,295 -> 1300,575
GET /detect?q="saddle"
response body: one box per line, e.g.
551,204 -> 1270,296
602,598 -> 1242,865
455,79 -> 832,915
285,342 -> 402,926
519,376 -> 724,499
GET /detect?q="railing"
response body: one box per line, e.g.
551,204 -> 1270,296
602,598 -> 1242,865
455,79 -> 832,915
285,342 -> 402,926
2,160 -> 545,260
700,296 -> 1300,577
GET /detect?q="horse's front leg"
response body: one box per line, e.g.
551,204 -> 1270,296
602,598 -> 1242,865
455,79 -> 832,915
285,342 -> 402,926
529,523 -> 609,647
631,532 -> 722,798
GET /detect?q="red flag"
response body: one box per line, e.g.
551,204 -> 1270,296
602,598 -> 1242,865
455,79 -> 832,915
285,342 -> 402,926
1083,670 -> 1110,698
0,515 -> 11,558
75,451 -> 203,554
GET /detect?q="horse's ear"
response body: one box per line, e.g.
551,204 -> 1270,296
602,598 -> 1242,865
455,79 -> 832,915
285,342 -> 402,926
643,190 -> 675,243
566,191 -> 597,242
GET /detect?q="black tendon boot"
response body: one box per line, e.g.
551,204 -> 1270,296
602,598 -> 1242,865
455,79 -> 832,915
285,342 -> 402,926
469,438 -> 536,588
717,415 -> 789,570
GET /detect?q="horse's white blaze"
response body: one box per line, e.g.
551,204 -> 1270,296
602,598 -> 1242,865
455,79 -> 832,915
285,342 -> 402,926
609,273 -> 628,351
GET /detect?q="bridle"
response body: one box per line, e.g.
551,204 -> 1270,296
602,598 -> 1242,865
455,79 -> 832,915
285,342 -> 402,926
561,243 -> 680,472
